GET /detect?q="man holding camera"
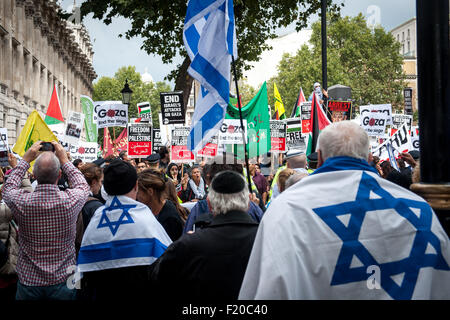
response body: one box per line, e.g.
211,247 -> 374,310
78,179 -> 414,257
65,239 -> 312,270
2,141 -> 89,300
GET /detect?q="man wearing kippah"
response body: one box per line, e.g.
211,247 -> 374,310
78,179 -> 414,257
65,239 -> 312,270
76,159 -> 172,301
150,170 -> 258,300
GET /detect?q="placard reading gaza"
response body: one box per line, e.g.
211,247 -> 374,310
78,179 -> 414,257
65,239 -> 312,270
96,103 -> 128,128
128,123 -> 152,158
360,112 -> 389,137
171,127 -> 194,163
70,142 -> 99,163
160,91 -> 185,125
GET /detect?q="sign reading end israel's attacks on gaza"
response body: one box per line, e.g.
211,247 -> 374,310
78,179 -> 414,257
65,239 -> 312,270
160,91 -> 185,125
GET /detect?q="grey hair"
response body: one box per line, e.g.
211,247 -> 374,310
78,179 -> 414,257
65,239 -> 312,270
285,172 -> 308,190
317,121 -> 370,162
207,174 -> 249,215
33,152 -> 61,184
287,154 -> 307,169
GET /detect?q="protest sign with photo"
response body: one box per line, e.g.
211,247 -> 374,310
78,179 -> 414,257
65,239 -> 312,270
392,114 -> 413,132
160,91 -> 185,125
300,101 -> 312,133
270,120 -> 287,153
128,123 -> 152,158
360,111 -> 389,137
0,128 -> 9,166
171,127 -> 194,163
95,103 -> 128,128
359,104 -> 393,125
286,118 -> 306,152
70,142 -> 99,163
372,122 -> 412,161
197,136 -> 218,158
218,119 -> 247,145
137,102 -> 152,123
64,111 -> 84,145
152,128 -> 163,153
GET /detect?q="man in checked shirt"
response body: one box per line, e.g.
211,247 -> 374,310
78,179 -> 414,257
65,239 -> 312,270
2,141 -> 89,300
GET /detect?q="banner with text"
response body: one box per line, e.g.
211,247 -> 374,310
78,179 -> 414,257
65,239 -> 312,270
137,101 -> 153,123
0,128 -> 9,166
300,101 -> 312,133
152,128 -> 163,153
70,142 -> 98,163
128,123 -> 152,158
171,127 -> 194,163
360,111 -> 389,137
359,104 -> 393,125
95,103 -> 128,129
270,120 -> 287,153
197,136 -> 218,158
64,111 -> 84,145
218,119 -> 247,145
160,91 -> 185,125
286,118 -> 306,152
372,122 -> 412,161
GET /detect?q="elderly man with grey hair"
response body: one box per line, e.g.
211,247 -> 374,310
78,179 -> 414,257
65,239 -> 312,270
2,141 -> 89,300
150,170 -> 259,300
239,121 -> 450,300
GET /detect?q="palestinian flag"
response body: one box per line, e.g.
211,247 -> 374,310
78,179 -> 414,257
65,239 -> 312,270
291,87 -> 306,117
44,84 -> 64,125
273,83 -> 286,120
306,92 -> 331,156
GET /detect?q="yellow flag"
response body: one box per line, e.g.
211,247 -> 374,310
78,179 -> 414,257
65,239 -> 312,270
273,83 -> 286,120
13,110 -> 59,156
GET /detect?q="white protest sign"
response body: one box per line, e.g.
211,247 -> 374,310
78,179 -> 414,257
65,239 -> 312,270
392,113 -> 413,132
411,126 -> 419,151
93,101 -> 122,124
64,111 -> 85,145
96,103 -> 128,129
0,128 -> 9,167
360,104 -> 393,125
218,119 -> 247,145
70,142 -> 99,163
360,112 -> 389,137
372,122 -> 412,161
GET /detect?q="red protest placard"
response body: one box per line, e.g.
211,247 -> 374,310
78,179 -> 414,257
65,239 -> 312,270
171,145 -> 194,163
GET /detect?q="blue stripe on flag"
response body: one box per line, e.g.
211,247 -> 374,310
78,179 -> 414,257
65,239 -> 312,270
184,24 -> 201,54
190,55 -> 230,103
226,0 -> 235,55
189,103 -> 224,150
185,0 -> 220,25
77,238 -> 168,265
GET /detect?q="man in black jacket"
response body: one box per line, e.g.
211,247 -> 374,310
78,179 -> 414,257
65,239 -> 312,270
150,170 -> 258,300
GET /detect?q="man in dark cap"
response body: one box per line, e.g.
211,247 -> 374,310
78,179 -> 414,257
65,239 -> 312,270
77,159 -> 172,301
307,151 -> 319,173
150,170 -> 259,300
145,153 -> 160,169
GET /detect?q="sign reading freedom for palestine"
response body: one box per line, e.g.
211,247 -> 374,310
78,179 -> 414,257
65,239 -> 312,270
160,91 -> 185,125
128,123 -> 152,158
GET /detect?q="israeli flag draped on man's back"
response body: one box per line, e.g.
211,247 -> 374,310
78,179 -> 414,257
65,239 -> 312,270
239,157 -> 450,299
183,0 -> 237,152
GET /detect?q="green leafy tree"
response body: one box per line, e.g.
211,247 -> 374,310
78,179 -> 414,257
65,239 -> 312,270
269,13 -> 407,116
93,66 -> 171,144
79,0 -> 342,107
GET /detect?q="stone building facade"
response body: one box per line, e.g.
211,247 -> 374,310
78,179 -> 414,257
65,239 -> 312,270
0,0 -> 96,146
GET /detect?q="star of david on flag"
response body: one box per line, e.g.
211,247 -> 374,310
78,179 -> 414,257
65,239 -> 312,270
313,172 -> 450,300
97,196 -> 137,236
183,0 -> 237,152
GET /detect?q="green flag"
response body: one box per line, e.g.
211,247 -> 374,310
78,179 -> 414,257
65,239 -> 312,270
226,82 -> 270,159
80,95 -> 98,142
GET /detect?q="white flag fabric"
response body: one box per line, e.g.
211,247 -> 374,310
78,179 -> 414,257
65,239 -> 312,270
77,194 -> 172,273
183,0 -> 237,152
239,157 -> 450,300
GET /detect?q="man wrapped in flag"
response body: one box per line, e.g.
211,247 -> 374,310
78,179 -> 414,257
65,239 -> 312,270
77,160 -> 172,300
183,0 -> 237,152
239,121 -> 450,299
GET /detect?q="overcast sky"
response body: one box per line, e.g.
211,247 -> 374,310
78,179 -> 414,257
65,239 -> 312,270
61,0 -> 416,87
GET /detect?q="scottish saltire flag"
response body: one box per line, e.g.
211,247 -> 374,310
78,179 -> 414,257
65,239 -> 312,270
183,0 -> 237,151
239,157 -> 450,299
77,194 -> 172,273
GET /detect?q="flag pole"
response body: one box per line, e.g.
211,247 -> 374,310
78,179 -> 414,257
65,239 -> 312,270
231,56 -> 253,194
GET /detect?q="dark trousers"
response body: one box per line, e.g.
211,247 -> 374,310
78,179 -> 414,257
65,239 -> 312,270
16,281 -> 76,300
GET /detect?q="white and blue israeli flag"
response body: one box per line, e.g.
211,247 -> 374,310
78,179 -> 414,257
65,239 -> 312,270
77,194 -> 172,273
183,0 -> 237,152
239,157 -> 450,299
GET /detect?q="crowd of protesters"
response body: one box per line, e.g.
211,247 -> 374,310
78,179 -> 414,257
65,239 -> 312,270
0,120 -> 448,301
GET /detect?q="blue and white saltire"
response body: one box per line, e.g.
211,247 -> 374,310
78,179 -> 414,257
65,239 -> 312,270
77,194 -> 172,273
239,157 -> 450,300
387,142 -> 400,171
183,0 -> 237,152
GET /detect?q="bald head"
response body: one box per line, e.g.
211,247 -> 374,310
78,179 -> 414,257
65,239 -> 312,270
33,152 -> 61,185
287,154 -> 307,169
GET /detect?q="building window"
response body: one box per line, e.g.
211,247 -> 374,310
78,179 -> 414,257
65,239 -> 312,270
397,34 -> 399,42
402,44 -> 405,55
402,32 -> 404,41
408,41 -> 410,53
15,119 -> 20,138
407,29 -> 410,38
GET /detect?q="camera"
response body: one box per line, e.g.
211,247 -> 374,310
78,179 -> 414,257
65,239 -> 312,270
39,142 -> 55,152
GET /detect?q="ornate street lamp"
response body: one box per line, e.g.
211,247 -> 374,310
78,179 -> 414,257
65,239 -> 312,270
121,79 -> 133,105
